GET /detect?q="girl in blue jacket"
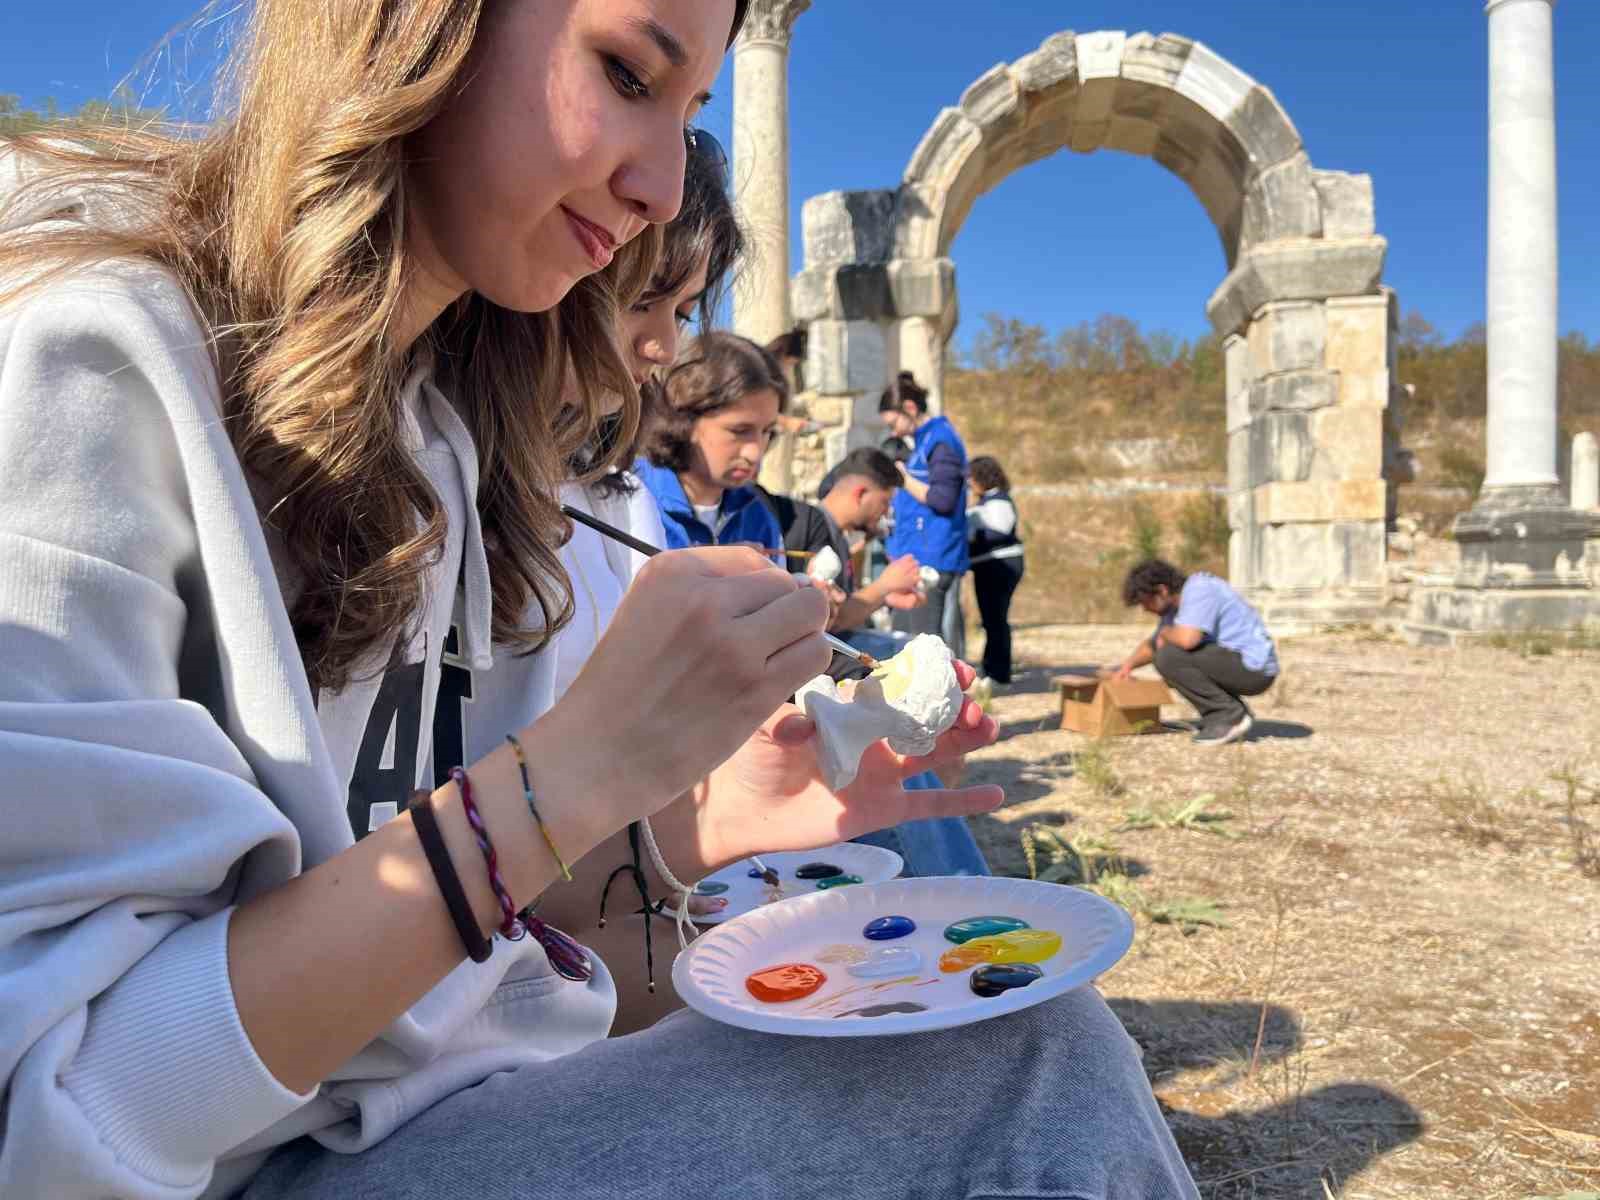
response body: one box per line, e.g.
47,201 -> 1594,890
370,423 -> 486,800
879,370 -> 970,658
636,333 -> 787,553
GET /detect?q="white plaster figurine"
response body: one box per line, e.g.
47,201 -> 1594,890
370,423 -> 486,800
796,633 -> 964,791
806,544 -> 843,584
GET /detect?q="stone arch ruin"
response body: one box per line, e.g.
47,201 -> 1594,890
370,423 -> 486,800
790,30 -> 1405,630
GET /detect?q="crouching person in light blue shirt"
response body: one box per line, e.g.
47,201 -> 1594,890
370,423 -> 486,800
1106,560 -> 1279,746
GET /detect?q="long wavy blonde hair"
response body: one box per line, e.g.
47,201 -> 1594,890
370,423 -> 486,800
0,0 -> 666,691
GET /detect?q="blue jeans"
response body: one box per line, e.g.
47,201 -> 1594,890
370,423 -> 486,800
843,630 -> 991,879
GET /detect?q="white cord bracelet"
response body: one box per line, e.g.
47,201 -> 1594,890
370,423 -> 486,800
638,815 -> 697,951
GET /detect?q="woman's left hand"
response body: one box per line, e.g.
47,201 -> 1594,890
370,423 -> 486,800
689,659 -> 1003,867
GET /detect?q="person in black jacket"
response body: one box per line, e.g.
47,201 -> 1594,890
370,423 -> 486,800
966,456 -> 1024,685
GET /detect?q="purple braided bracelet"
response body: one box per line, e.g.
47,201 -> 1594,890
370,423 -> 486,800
449,766 -> 524,940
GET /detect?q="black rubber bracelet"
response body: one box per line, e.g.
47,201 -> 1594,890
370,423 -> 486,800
409,789 -> 492,964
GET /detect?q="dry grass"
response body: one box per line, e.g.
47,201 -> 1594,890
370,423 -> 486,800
961,625 -> 1600,1198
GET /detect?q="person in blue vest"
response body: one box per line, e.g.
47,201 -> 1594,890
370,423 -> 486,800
879,370 -> 970,658
966,455 -> 1025,688
636,332 -> 787,553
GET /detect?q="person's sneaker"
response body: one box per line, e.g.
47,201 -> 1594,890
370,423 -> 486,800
1193,714 -> 1253,745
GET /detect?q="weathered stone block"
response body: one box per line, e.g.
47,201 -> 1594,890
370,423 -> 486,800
1324,294 -> 1389,376
1013,31 -> 1078,94
1174,40 -> 1255,125
833,264 -> 894,322
1207,237 -> 1388,334
1248,370 -> 1337,415
790,268 -> 835,323
1253,482 -> 1320,525
808,319 -> 887,396
1225,333 -> 1251,433
1075,30 -> 1127,80
892,181 -> 940,261
1248,301 -> 1326,377
1252,481 -> 1386,524
1260,522 -> 1332,590
1310,407 -> 1385,482
885,257 -> 955,320
1103,114 -> 1160,156
1120,32 -> 1192,88
960,65 -> 1023,141
1250,410 -> 1315,482
1241,152 -> 1322,247
1229,527 -> 1251,589
1228,426 -> 1251,492
1067,31 -> 1124,153
801,190 -> 896,268
1312,170 -> 1377,239
1227,86 -> 1302,175
904,107 -> 983,193
1332,520 -> 1387,587
1337,369 -> 1390,412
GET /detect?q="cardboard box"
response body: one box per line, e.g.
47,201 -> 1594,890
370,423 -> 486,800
1055,673 -> 1174,737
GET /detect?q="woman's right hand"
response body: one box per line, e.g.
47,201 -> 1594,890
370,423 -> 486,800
543,546 -> 832,832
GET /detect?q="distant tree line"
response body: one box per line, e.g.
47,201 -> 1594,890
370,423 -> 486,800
953,309 -> 1600,433
0,88 -> 165,137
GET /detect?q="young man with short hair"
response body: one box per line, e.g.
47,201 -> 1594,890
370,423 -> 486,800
1108,559 -> 1279,745
776,447 -> 924,632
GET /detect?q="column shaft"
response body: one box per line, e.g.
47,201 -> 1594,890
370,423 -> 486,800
1484,0 -> 1559,491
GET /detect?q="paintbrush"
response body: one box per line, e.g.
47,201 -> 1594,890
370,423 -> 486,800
560,504 -> 879,670
748,853 -> 781,887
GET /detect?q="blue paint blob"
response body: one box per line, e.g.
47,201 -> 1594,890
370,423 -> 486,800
863,915 -> 916,941
748,867 -> 767,878
694,880 -> 730,896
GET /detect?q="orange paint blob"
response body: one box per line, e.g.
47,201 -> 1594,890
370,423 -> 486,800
745,963 -> 828,1002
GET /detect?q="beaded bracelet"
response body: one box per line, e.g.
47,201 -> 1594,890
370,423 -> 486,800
449,766 -> 524,941
504,733 -> 573,881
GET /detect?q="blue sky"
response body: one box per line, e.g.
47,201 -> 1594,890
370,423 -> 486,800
5,2 -> 1596,348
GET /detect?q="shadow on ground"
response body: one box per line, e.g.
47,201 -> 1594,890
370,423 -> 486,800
1245,720 -> 1313,742
963,754 -> 1076,807
967,806 -> 1153,881
1107,998 -> 1424,1196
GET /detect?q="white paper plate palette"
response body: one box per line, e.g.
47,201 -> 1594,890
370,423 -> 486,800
673,875 -> 1134,1037
687,842 -> 904,925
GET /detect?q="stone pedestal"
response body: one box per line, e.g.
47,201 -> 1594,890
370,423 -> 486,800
1404,0 -> 1600,643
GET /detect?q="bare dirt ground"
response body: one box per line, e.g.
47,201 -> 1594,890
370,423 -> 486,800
962,624 -> 1600,1199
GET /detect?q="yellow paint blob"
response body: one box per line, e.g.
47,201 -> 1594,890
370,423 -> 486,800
938,928 -> 1063,973
871,648 -> 917,704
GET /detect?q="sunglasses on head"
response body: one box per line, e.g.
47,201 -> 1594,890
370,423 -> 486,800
685,126 -> 729,180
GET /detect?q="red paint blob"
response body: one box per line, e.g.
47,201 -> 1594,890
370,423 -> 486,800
745,963 -> 828,1002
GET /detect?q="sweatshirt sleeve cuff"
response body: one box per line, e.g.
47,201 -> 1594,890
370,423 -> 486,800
60,908 -> 316,1189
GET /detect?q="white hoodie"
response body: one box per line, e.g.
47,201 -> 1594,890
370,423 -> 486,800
0,255 -> 616,1200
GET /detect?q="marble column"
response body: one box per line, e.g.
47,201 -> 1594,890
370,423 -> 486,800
1407,0 -> 1600,640
1447,0 -> 1591,588
1482,0 -> 1559,495
730,0 -> 810,349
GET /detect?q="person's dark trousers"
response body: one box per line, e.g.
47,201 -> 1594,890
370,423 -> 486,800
893,569 -> 966,662
1153,642 -> 1275,731
972,557 -> 1023,683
